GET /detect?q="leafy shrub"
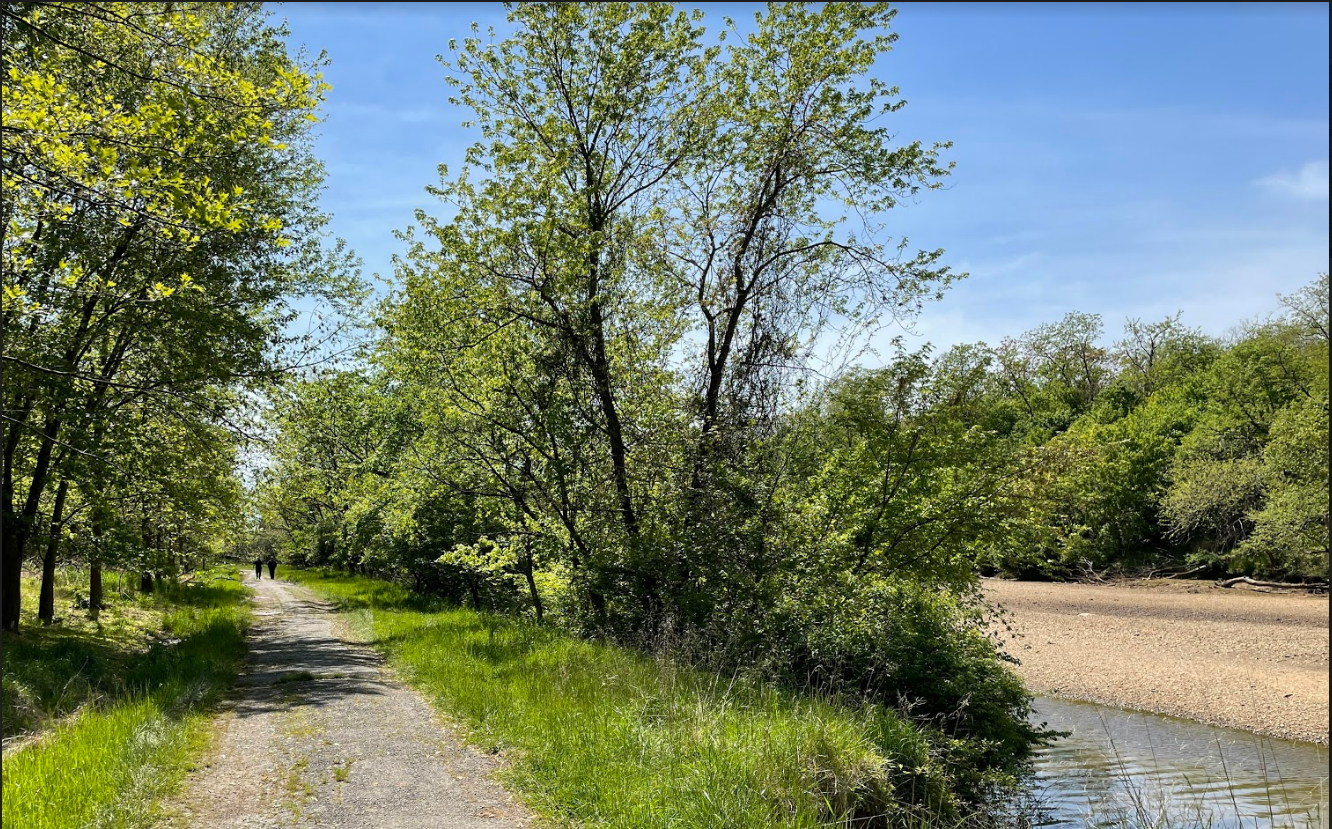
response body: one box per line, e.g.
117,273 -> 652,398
752,575 -> 1046,803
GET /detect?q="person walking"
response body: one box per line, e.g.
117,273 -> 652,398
266,555 -> 277,580
254,557 -> 263,579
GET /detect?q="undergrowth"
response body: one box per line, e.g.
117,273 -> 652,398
1,568 -> 251,829
287,567 -> 1034,828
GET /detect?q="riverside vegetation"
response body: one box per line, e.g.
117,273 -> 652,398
285,568 -> 1037,827
2,3 -> 1328,828
252,2 -> 1327,818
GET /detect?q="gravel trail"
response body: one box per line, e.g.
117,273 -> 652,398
165,572 -> 531,829
984,578 -> 1329,745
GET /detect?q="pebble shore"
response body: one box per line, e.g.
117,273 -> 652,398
984,578 -> 1330,745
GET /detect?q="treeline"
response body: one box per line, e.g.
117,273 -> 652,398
976,282 -> 1329,582
1,3 -> 360,631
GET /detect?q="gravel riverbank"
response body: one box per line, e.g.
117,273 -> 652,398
983,578 -> 1329,745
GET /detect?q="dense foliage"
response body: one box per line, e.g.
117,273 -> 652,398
1,2 -> 361,630
984,278 -> 1329,582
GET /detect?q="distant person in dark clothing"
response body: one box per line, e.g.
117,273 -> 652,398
254,557 -> 263,579
266,555 -> 277,580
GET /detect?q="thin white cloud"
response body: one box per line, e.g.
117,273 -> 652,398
334,103 -> 441,125
988,229 -> 1046,246
1256,160 -> 1329,200
978,252 -> 1043,278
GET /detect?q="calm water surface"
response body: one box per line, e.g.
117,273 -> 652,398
1029,696 -> 1329,828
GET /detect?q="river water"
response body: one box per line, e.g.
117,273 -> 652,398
1028,696 -> 1329,828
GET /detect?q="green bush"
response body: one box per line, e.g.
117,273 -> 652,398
756,575 -> 1045,801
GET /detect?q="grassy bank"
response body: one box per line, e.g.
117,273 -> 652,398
286,568 -> 1015,828
1,568 -> 251,829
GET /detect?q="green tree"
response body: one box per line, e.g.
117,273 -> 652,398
390,2 -> 959,631
993,312 -> 1110,438
2,2 -> 358,630
1160,275 -> 1329,579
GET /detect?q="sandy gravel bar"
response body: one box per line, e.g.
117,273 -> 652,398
983,578 -> 1329,745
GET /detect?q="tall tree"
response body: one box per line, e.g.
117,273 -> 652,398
390,2 -> 959,628
2,2 -> 357,630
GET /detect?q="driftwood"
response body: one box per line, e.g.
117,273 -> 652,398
1218,575 -> 1329,591
1075,559 -> 1108,584
1138,562 -> 1212,581
1163,563 -> 1212,579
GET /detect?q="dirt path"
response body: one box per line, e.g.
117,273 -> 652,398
984,578 -> 1329,745
164,572 -> 531,829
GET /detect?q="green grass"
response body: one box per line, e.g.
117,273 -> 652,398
2,571 -> 167,738
1,568 -> 251,829
287,568 -> 969,828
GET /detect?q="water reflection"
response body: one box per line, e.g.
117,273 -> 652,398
1029,696 -> 1329,828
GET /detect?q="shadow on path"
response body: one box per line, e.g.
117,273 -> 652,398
166,572 -> 532,829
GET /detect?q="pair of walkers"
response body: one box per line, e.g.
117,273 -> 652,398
253,556 -> 278,580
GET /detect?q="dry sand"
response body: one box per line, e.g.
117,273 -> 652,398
983,578 -> 1329,745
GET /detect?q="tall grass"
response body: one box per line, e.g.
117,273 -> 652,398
1088,727 -> 1328,829
286,568 -> 1019,828
4,573 -> 171,738
1,570 -> 251,829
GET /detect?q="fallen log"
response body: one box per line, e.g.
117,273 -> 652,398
1140,563 -> 1212,580
1166,563 -> 1213,579
1218,576 -> 1329,591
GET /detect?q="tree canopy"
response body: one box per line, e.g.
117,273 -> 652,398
2,1 -> 363,629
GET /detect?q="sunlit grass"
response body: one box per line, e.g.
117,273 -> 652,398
1,569 -> 251,829
287,568 -> 977,828
4,572 -> 169,738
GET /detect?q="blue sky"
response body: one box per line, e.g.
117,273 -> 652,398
276,2 -> 1329,357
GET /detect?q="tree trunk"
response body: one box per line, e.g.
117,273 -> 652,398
587,299 -> 639,545
467,575 -> 482,611
522,539 -> 544,623
2,402 -> 32,631
89,561 -> 103,620
2,517 -> 25,631
88,514 -> 105,619
38,478 -> 70,624
587,319 -> 662,620
1,417 -> 61,631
